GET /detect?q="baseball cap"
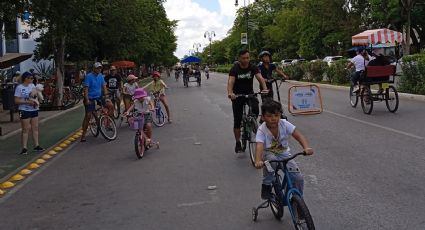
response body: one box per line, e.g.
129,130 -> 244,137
110,65 -> 117,70
93,62 -> 103,68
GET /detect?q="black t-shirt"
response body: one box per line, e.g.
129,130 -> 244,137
258,63 -> 276,80
229,63 -> 260,94
182,67 -> 190,75
105,74 -> 122,90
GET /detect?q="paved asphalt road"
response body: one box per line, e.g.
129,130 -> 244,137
1,72 -> 424,230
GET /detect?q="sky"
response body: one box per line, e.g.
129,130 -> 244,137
164,0 -> 242,59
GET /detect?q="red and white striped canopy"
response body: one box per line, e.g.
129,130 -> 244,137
352,29 -> 403,45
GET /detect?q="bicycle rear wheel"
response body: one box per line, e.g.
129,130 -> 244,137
89,114 -> 99,137
248,120 -> 258,167
290,194 -> 315,230
385,85 -> 399,113
134,133 -> 145,159
63,91 -> 76,107
99,115 -> 117,141
113,98 -> 121,119
360,86 -> 373,114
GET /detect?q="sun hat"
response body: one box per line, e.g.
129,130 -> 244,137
133,88 -> 148,100
127,74 -> 138,81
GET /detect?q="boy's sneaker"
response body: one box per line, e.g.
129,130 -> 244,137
33,146 -> 45,152
235,141 -> 242,153
19,148 -> 28,155
261,184 -> 272,200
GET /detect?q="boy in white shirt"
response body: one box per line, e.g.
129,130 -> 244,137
255,100 -> 314,200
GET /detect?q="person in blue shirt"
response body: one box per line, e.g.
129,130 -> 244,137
80,62 -> 109,142
258,51 -> 288,100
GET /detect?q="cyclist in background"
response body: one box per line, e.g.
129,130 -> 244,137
105,65 -> 122,113
146,71 -> 172,123
257,51 -> 288,100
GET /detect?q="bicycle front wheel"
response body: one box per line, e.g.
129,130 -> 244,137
89,114 -> 99,137
290,194 -> 315,230
248,120 -> 258,167
99,115 -> 117,141
134,133 -> 145,159
113,99 -> 121,119
153,107 -> 166,127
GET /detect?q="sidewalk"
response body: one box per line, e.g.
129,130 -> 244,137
0,104 -> 84,180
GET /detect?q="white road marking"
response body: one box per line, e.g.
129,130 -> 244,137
323,109 -> 424,140
280,99 -> 424,140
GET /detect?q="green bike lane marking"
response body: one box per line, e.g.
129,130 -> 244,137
0,106 -> 85,181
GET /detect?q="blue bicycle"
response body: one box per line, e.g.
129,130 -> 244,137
151,92 -> 166,127
252,152 -> 315,230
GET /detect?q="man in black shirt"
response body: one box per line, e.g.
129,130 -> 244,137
227,49 -> 268,153
105,65 -> 122,111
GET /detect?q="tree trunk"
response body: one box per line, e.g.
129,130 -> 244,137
54,35 -> 66,107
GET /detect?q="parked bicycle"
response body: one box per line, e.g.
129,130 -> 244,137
252,152 -> 315,230
235,92 -> 261,167
89,100 -> 117,141
41,82 -> 77,107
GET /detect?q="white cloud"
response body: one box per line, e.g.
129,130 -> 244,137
164,0 -> 238,59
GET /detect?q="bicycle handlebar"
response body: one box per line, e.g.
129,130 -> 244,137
265,78 -> 286,84
234,92 -> 263,99
266,151 -> 306,165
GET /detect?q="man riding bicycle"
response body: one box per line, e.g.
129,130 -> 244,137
227,49 -> 269,153
80,62 -> 109,142
257,51 -> 288,100
105,65 -> 122,112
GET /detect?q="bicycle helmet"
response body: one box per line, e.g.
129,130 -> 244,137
259,51 -> 271,58
127,74 -> 138,81
152,71 -> 161,78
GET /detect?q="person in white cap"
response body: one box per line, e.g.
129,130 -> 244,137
80,62 -> 108,142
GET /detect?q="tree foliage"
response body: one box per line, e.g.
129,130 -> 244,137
205,0 -> 425,65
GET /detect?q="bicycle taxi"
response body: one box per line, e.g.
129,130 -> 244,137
180,56 -> 202,87
350,29 -> 401,114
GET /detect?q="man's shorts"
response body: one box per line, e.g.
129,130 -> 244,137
85,98 -> 105,113
19,110 -> 39,119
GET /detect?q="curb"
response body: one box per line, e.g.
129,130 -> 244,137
286,80 -> 425,102
0,103 -> 84,141
0,128 -> 82,197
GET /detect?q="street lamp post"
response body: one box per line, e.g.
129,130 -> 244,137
235,0 -> 256,51
193,43 -> 201,56
204,31 -> 216,65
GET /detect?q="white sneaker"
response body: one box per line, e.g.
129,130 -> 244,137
353,85 -> 360,93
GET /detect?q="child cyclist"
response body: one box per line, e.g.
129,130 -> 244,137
255,100 -> 314,200
147,71 -> 172,123
123,74 -> 139,112
124,88 -> 155,144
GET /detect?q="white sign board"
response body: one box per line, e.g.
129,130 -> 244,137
291,87 -> 316,110
241,33 -> 248,45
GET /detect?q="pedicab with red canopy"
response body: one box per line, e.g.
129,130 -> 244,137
350,29 -> 401,114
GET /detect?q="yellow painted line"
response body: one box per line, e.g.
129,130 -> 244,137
59,143 -> 68,148
68,137 -> 76,142
64,140 -> 71,145
0,189 -> 4,195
